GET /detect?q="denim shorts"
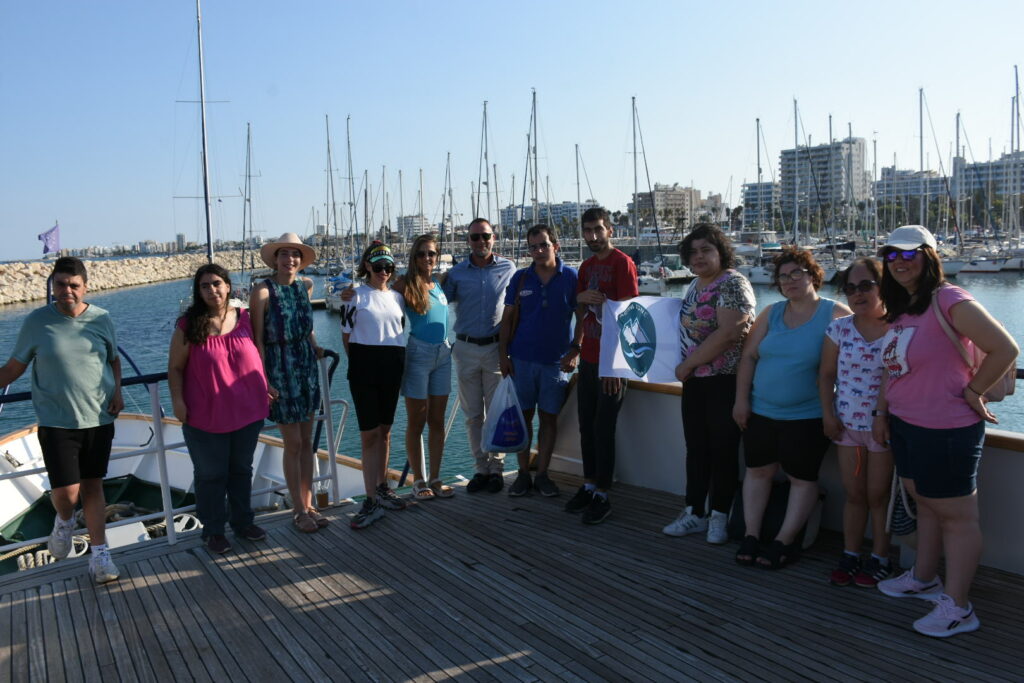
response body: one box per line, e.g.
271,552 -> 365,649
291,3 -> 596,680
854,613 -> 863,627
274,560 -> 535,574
889,414 -> 984,499
511,358 -> 568,415
401,335 -> 452,400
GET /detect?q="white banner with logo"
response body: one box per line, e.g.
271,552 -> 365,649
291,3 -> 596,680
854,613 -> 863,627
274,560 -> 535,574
598,296 -> 682,383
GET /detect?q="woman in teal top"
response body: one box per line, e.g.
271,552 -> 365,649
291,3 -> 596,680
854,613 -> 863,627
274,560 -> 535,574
394,234 -> 454,500
732,247 -> 850,569
250,232 -> 325,534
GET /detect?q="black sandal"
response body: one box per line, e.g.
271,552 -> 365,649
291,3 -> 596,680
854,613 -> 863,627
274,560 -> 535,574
756,539 -> 800,570
735,535 -> 759,566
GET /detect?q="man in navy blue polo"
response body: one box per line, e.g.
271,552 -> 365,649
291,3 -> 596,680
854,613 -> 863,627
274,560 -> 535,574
498,224 -> 579,497
441,218 -> 516,493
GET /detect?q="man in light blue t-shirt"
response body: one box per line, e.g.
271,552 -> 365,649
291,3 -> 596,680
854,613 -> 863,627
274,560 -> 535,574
0,257 -> 123,584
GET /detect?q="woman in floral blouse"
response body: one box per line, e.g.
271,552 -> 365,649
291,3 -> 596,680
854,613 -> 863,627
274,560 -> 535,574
662,223 -> 755,544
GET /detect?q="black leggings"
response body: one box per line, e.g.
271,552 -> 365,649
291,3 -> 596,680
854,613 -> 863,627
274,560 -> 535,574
576,360 -> 626,490
681,374 -> 740,516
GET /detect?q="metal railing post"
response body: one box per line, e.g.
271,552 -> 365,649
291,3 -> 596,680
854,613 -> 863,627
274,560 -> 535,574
318,357 -> 340,504
149,384 -> 177,545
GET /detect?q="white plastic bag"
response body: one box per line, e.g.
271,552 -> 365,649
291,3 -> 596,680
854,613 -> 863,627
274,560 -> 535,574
482,375 -> 529,453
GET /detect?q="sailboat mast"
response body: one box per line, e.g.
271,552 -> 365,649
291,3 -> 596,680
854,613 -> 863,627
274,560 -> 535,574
793,99 -> 799,244
418,168 -> 424,224
398,169 -> 404,242
632,96 -> 639,242
196,0 -> 214,263
242,122 -> 253,274
919,88 -> 925,226
326,115 -> 339,267
346,116 -> 357,252
756,118 -> 762,232
531,90 -> 539,224
576,143 -> 582,259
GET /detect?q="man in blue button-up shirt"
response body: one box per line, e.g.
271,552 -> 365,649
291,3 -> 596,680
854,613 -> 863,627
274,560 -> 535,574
441,218 -> 515,492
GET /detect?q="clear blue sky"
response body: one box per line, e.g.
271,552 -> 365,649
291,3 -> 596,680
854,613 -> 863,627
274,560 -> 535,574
2,1 -> 1021,261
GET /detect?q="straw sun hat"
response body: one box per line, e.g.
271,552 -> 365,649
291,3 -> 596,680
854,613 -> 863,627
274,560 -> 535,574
260,232 -> 316,270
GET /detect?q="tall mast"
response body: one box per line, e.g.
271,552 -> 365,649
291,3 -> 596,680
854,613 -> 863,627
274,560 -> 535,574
398,169 -> 404,241
241,122 -> 252,275
326,115 -> 339,267
345,116 -> 357,250
476,100 -> 491,220
576,143 -> 582,259
872,133 -> 879,246
632,96 -> 639,242
381,165 -> 387,238
363,170 -> 369,246
793,98 -> 799,243
418,168 -> 424,223
847,121 -> 854,235
531,89 -> 539,224
196,0 -> 214,263
756,118 -> 762,232
919,87 -> 925,226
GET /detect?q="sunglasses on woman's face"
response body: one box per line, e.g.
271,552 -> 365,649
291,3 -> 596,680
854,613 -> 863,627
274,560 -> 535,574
842,280 -> 878,296
885,249 -> 921,262
416,250 -> 438,259
372,263 -> 395,274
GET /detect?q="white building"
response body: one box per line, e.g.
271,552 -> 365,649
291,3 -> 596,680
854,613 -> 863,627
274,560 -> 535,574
779,138 -> 871,217
629,184 -> 700,228
397,214 -> 433,240
499,200 -> 600,233
741,182 -> 781,227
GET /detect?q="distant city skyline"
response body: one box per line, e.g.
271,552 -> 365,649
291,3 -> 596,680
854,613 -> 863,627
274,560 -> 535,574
2,1 -> 1022,261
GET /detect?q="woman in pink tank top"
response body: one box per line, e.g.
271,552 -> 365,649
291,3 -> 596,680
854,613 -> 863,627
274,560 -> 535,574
168,264 -> 271,555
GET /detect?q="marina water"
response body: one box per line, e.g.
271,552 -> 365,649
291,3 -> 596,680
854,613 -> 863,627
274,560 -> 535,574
2,271 -> 1023,481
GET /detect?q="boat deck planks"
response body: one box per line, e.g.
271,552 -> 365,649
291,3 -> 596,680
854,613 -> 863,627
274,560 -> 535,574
0,473 -> 1022,682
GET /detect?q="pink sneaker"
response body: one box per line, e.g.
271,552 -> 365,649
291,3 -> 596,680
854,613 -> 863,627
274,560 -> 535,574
913,594 -> 980,638
877,568 -> 943,600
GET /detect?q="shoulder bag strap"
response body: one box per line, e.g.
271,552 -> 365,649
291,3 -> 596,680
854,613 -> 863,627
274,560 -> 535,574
930,287 -> 974,370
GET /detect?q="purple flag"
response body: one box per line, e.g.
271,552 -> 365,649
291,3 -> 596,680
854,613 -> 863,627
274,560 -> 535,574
38,224 -> 60,255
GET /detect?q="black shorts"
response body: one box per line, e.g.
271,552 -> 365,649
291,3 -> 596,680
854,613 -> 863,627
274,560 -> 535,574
742,413 -> 830,481
37,423 -> 115,489
348,343 -> 404,432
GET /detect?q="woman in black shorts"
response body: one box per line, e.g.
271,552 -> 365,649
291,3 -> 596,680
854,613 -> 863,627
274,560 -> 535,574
341,242 -> 407,529
732,248 -> 850,568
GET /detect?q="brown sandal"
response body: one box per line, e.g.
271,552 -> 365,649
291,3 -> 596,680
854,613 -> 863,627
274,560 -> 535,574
306,507 -> 329,528
293,512 -> 318,533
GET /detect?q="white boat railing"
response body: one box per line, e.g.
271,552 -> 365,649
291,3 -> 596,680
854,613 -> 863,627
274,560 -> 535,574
0,354 -> 347,556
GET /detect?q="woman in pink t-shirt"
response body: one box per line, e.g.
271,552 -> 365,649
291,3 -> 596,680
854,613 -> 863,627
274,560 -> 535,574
870,226 -> 1018,639
168,264 -> 271,555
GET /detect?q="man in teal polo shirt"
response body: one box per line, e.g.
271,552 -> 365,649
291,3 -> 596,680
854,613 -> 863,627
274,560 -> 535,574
498,224 -> 579,497
0,257 -> 123,583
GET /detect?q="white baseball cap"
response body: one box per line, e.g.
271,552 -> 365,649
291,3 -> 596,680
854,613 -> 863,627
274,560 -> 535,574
878,225 -> 937,254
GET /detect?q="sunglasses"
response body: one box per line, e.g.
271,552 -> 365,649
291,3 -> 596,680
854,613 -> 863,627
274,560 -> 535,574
469,233 -> 493,242
884,249 -> 921,262
416,250 -> 438,259
371,263 -> 395,274
842,280 -> 878,296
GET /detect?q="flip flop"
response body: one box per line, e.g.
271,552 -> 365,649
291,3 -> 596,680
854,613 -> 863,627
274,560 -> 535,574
412,480 -> 435,500
429,478 -> 455,499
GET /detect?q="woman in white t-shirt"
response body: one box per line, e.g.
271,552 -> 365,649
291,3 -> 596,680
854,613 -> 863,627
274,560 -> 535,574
818,258 -> 892,589
341,242 -> 407,529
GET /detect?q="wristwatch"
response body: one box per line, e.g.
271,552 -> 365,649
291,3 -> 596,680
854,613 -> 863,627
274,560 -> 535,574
570,343 -> 581,351
871,410 -> 887,417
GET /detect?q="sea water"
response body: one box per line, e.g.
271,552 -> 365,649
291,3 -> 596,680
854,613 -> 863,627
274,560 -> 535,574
2,271 -> 1023,481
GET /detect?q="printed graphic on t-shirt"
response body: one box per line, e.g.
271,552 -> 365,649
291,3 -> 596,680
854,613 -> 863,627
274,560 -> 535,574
829,317 -> 885,430
882,324 -> 916,379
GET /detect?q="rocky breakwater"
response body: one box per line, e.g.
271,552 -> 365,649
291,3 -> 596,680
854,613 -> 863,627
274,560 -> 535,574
0,251 -> 247,306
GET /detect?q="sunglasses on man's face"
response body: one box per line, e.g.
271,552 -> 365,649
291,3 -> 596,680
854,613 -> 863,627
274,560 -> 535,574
842,280 -> 878,296
372,263 -> 395,274
885,249 -> 921,262
469,233 -> 493,242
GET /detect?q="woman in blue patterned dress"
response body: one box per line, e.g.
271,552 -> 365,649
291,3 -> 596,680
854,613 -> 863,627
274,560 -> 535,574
250,232 -> 324,533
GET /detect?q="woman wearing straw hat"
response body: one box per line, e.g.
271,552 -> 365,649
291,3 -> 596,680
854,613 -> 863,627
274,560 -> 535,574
250,232 -> 325,534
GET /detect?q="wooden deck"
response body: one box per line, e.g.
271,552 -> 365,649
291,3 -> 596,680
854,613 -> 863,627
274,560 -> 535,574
1,473 -> 1022,682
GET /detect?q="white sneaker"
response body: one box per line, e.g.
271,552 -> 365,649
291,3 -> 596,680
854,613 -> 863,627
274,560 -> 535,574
913,594 -> 980,638
662,506 -> 707,537
89,548 -> 120,584
706,510 -> 729,545
877,568 -> 944,600
47,516 -> 75,560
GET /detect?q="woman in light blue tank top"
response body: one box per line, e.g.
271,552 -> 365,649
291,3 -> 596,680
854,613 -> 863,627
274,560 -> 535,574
732,248 -> 850,570
394,234 -> 454,500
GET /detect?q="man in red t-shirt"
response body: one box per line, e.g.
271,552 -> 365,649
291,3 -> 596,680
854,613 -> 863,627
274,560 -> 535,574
563,207 -> 638,524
